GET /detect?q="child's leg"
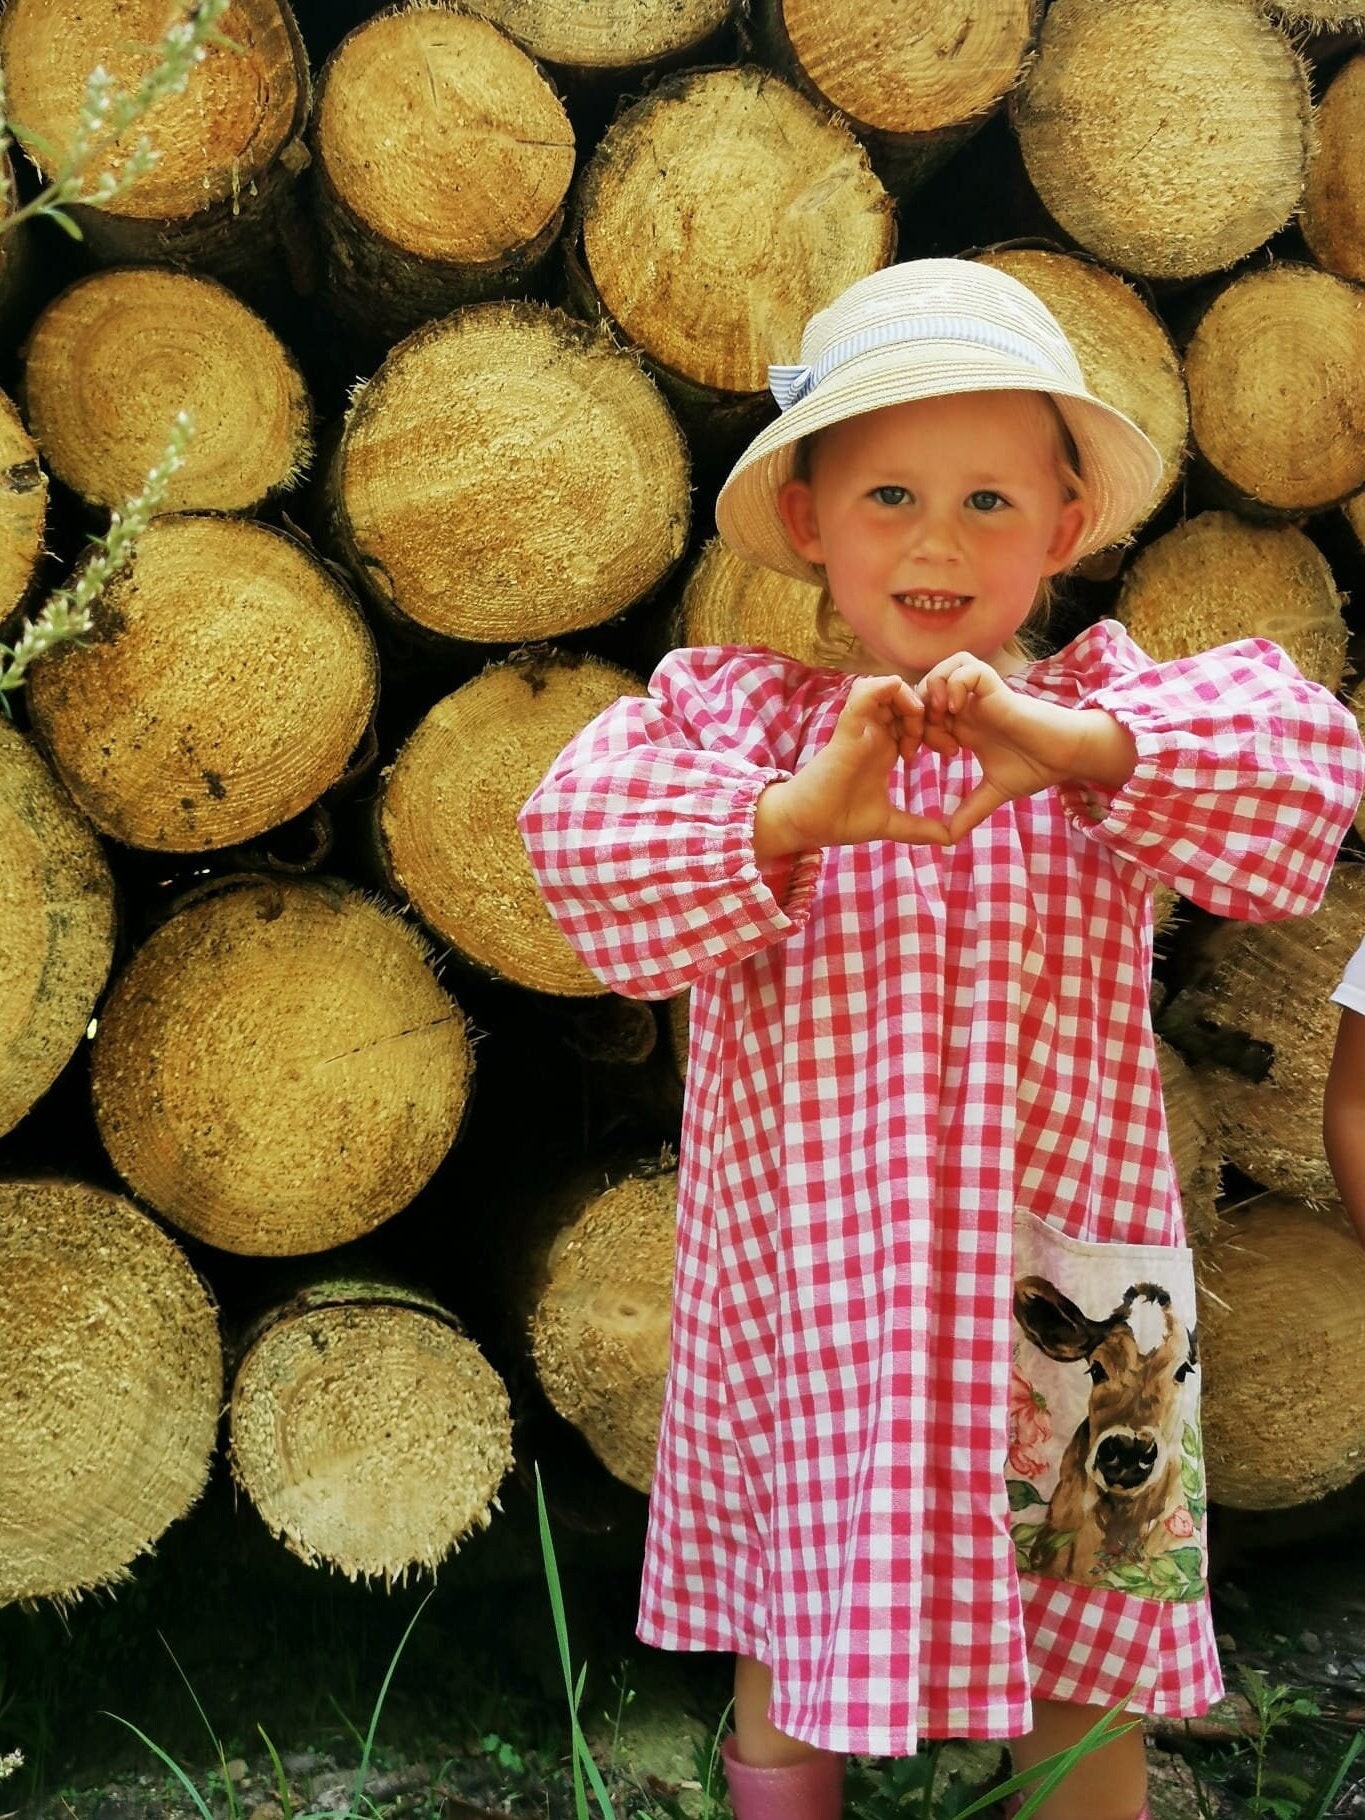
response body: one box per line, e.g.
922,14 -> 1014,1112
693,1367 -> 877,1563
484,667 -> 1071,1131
1010,1696 -> 1148,1820
723,1657 -> 844,1819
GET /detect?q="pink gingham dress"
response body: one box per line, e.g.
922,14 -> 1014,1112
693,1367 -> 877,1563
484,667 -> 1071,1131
518,620 -> 1365,1754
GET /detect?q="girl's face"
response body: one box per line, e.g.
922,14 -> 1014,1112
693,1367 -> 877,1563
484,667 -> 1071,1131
775,390 -> 1089,683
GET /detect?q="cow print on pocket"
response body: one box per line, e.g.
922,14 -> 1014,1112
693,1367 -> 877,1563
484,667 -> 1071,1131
1007,1251 -> 1208,1604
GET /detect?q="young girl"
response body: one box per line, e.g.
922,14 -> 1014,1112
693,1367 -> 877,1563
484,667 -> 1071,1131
518,261 -> 1365,1820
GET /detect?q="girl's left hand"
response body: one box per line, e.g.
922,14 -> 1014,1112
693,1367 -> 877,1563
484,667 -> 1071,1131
916,653 -> 1138,842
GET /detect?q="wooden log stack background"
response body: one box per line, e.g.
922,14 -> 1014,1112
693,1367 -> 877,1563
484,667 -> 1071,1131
3,0 -> 1365,1616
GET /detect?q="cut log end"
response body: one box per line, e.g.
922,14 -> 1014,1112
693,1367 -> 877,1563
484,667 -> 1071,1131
1116,511 -> 1348,692
26,516 -> 378,852
0,723 -> 115,1139
1301,54 -> 1365,284
0,1180 -> 221,1606
317,8 -> 574,269
777,0 -> 1037,137
973,248 -> 1188,522
230,1296 -> 513,1583
381,653 -> 643,995
0,0 -> 307,223
335,303 -> 690,640
1199,1197 -> 1365,1508
1186,265 -> 1365,514
20,269 -> 312,513
460,0 -> 731,73
1013,0 -> 1311,281
580,67 -> 894,395
91,881 -> 473,1255
679,539 -> 834,664
0,385 -> 47,622
531,1169 -> 677,1492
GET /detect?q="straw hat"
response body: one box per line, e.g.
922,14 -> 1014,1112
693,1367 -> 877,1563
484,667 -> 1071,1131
715,258 -> 1165,583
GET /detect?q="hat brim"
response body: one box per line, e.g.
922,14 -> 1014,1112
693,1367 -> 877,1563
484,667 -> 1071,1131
714,343 -> 1166,585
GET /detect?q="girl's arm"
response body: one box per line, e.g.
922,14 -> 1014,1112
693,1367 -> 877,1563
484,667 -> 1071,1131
1325,1008 -> 1365,1245
1009,622 -> 1364,921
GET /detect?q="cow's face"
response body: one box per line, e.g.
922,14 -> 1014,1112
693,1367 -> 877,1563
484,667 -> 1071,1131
1014,1276 -> 1198,1499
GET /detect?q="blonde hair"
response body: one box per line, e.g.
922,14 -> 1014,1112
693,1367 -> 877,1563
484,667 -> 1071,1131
792,393 -> 1091,669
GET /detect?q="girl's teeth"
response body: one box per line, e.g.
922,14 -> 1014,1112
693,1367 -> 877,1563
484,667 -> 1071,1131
898,593 -> 968,612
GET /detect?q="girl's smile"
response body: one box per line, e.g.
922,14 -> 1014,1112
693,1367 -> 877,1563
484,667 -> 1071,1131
776,389 -> 1089,682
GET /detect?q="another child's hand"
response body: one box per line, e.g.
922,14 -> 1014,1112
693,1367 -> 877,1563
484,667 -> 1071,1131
916,653 -> 1138,842
754,675 -> 951,859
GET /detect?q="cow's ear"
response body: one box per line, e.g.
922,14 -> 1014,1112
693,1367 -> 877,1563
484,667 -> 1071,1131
1013,1275 -> 1104,1362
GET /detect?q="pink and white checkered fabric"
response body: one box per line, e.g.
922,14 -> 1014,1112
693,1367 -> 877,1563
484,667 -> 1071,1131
518,620 -> 1364,1755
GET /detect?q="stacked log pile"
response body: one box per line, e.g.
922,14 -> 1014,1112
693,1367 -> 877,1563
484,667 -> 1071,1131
1,0 -> 1364,1608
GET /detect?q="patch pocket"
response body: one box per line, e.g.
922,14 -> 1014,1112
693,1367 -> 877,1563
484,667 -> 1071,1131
1007,1208 -> 1208,1604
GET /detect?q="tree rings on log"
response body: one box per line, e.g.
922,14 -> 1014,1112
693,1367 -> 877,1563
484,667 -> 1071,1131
0,1179 -> 221,1605
1184,264 -> 1365,515
0,383 -> 47,626
460,0 -> 732,76
973,249 -> 1187,526
331,303 -> 689,641
380,651 -> 642,994
678,539 -> 832,666
1161,863 -> 1365,1202
91,881 -> 473,1255
230,1282 -> 512,1582
1347,489 -> 1365,552
1115,512 -> 1348,692
1199,1196 -> 1365,1508
19,270 -> 312,515
26,517 -> 378,853
575,67 -> 894,400
0,0 -> 311,281
753,0 -> 1038,194
1154,1036 -> 1220,1248
529,1167 -> 676,1493
1011,0 -> 1311,281
0,724 -> 115,1139
312,7 -> 575,342
1301,54 -> 1365,284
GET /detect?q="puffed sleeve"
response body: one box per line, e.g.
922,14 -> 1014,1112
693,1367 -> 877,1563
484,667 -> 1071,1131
517,646 -> 833,998
1036,619 -> 1365,920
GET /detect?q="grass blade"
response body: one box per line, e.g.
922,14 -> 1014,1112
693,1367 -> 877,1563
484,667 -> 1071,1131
535,1465 -> 616,1819
102,1714 -> 214,1820
349,1588 -> 435,1818
1308,1729 -> 1365,1820
257,1726 -> 294,1820
951,1702 -> 1140,1819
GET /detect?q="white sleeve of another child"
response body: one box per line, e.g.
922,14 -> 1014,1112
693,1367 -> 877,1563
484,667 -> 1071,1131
1331,938 -> 1365,1014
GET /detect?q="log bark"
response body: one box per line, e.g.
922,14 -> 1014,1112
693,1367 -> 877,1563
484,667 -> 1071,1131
1115,511 -> 1349,692
379,648 -> 643,994
1010,0 -> 1311,281
19,268 -> 312,515
973,247 -> 1187,528
750,0 -> 1040,198
26,516 -> 378,853
569,66 -> 894,442
229,1276 -> 513,1583
0,723 -> 115,1140
1185,264 -> 1365,516
329,301 -> 690,641
1160,863 -> 1365,1202
1300,52 -> 1365,283
0,1178 -> 221,1605
311,6 -> 575,344
513,1160 -> 676,1494
0,0 -> 313,298
1198,1195 -> 1365,1508
90,879 -> 474,1254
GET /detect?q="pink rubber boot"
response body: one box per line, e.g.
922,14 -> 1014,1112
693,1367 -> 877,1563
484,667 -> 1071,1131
720,1734 -> 845,1820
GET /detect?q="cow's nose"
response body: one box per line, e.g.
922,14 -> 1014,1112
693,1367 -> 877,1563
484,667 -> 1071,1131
1094,1432 -> 1159,1489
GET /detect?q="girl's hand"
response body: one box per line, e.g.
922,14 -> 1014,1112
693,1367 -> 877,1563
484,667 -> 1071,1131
916,653 -> 1138,842
754,675 -> 951,859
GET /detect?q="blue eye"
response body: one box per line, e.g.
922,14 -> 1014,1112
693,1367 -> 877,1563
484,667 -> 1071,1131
872,485 -> 909,506
968,490 -> 1008,512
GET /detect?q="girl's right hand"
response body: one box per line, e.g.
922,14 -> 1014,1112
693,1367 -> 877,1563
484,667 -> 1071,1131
753,675 -> 951,860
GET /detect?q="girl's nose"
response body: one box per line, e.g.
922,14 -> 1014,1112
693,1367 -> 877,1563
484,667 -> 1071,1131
906,506 -> 960,560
